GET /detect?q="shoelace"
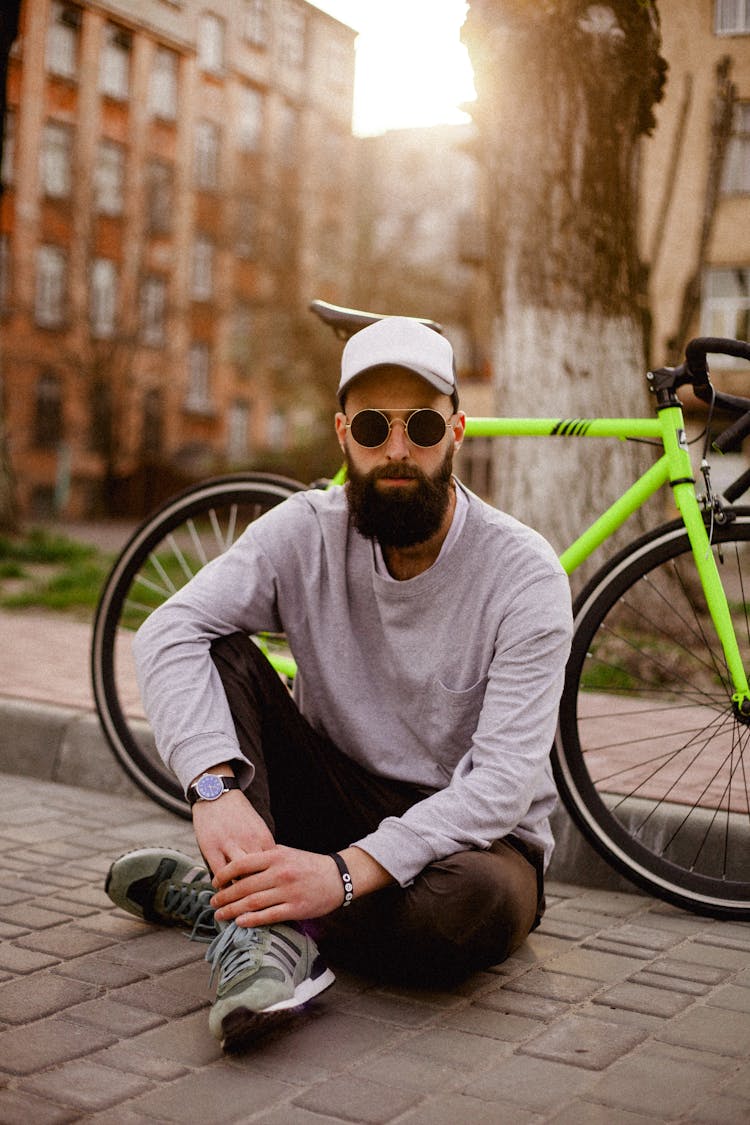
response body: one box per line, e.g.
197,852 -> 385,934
205,921 -> 267,988
162,876 -> 217,943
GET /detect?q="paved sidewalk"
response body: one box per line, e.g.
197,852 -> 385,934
1,773 -> 749,1123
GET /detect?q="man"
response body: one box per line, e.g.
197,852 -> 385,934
106,316 -> 573,1048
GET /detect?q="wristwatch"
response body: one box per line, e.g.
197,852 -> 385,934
187,774 -> 241,806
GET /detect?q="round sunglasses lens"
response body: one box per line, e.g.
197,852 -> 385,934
407,410 -> 447,446
350,410 -> 390,447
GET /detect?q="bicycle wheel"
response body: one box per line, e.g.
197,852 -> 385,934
91,473 -> 304,818
554,510 -> 750,918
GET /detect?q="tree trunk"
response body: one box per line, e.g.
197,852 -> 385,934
463,0 -> 667,584
0,1 -> 21,531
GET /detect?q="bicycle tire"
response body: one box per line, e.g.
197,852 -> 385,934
554,510 -> 750,918
91,473 -> 304,818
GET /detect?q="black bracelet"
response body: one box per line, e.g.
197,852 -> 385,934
329,852 -> 354,907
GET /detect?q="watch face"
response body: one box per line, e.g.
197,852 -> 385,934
196,774 -> 225,800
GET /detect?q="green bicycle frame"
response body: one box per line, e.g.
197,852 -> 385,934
465,407 -> 750,709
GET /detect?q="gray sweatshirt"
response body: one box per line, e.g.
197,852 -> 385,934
133,482 -> 573,885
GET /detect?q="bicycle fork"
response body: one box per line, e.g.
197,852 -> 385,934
660,402 -> 750,717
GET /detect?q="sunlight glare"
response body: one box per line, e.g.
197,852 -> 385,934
310,0 -> 476,136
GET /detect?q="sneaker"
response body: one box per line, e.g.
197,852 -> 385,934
105,848 -> 218,941
206,920 -> 335,1045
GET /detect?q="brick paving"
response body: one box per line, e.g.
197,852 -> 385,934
1,774 -> 749,1124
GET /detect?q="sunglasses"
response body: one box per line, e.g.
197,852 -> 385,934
345,408 -> 454,449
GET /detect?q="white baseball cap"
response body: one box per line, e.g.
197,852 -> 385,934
338,317 -> 458,404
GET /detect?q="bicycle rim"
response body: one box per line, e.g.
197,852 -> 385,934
555,513 -> 750,918
91,474 -> 303,817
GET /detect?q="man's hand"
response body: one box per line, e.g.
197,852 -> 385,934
210,845 -> 394,928
192,790 -> 274,875
210,845 -> 346,926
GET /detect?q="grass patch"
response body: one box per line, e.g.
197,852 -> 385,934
0,528 -> 94,565
0,529 -> 113,616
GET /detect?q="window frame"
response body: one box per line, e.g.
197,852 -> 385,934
715,0 -> 750,34
94,139 -> 125,216
35,245 -> 68,329
100,23 -> 132,101
149,46 -> 179,121
140,275 -> 167,346
185,341 -> 212,412
191,234 -> 215,301
41,120 -> 74,199
722,101 -> 750,194
198,13 -> 225,73
244,0 -> 269,47
194,120 -> 221,190
90,257 -> 119,339
46,1 -> 81,80
146,158 -> 174,234
701,266 -> 750,362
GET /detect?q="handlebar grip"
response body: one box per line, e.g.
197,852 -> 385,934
714,409 -> 750,453
686,337 -> 750,381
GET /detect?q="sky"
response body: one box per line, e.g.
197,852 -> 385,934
308,1 -> 476,136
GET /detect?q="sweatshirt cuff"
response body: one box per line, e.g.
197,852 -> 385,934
168,734 -> 255,796
352,819 -> 440,887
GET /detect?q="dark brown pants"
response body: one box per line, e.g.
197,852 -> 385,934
210,633 -> 544,986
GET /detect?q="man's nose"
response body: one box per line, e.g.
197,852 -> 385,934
384,418 -> 410,458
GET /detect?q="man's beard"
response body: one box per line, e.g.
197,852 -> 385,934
345,446 -> 454,549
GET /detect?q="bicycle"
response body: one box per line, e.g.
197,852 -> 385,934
91,298 -> 750,920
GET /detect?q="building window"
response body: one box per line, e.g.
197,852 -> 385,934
723,102 -> 750,194
90,258 -> 118,338
94,140 -> 125,215
266,409 -> 287,451
46,2 -> 81,80
142,388 -> 164,456
89,378 -> 112,454
35,246 -> 67,328
100,24 -> 131,100
2,109 -> 14,187
194,120 -> 220,189
227,400 -> 251,462
231,303 -> 255,371
140,276 -> 167,345
191,235 -> 214,300
702,268 -> 750,357
41,121 -> 74,199
186,342 -> 212,411
0,235 -> 10,314
238,86 -> 263,152
716,0 -> 750,33
34,372 -> 63,449
245,0 -> 268,47
277,103 -> 298,166
149,47 -> 179,120
278,1 -> 306,69
235,196 -> 258,258
146,159 -> 173,233
198,13 -> 225,72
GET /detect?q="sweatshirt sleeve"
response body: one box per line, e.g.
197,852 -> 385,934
131,513 -> 287,793
350,568 -> 573,884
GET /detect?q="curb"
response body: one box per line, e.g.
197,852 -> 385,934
0,695 -> 633,894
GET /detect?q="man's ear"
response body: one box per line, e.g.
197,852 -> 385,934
452,411 -> 466,451
334,412 -> 348,453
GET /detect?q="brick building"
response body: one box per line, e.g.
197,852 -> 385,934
0,0 -> 357,518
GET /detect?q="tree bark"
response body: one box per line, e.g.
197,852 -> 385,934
463,0 -> 667,582
0,1 -> 20,531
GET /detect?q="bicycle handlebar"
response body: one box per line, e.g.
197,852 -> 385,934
681,338 -> 750,454
685,337 -> 750,382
